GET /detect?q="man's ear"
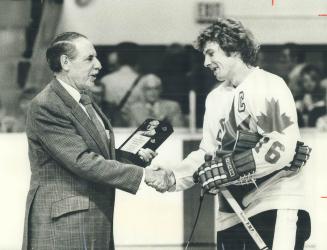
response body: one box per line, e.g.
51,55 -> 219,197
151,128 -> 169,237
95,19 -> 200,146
60,55 -> 70,71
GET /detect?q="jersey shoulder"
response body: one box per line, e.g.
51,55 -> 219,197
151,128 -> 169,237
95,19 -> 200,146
241,68 -> 290,99
206,83 -> 234,107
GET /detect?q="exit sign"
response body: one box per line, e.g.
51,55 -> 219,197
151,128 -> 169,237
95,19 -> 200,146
197,2 -> 223,23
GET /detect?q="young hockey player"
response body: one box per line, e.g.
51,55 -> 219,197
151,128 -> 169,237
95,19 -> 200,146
148,18 -> 311,250
194,18 -> 311,250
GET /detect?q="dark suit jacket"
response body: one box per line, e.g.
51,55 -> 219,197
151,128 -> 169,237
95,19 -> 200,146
22,79 -> 143,250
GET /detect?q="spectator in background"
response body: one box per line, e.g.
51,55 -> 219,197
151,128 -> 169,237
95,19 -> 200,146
100,42 -> 144,126
106,51 -> 120,73
280,43 -> 307,97
295,65 -> 326,127
127,74 -> 185,127
159,43 -> 190,115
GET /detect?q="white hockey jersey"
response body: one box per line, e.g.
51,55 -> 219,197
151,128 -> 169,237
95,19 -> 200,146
173,68 -> 310,231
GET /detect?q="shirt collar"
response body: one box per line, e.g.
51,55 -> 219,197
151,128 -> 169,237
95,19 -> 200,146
56,78 -> 81,103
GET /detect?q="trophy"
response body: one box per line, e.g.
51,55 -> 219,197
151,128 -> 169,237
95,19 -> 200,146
116,119 -> 174,167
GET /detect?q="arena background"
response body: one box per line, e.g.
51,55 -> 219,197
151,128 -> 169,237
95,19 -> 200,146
0,0 -> 327,249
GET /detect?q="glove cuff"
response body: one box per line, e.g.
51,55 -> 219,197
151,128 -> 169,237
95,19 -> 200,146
233,150 -> 256,174
222,150 -> 256,181
222,153 -> 239,181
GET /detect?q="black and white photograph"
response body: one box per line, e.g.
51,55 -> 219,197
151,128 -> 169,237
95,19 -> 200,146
0,0 -> 326,249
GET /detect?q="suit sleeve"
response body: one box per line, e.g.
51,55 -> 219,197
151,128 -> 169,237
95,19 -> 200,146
244,77 -> 300,178
28,102 -> 143,194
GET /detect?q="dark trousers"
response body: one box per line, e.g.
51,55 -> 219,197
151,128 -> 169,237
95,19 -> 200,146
217,210 -> 310,250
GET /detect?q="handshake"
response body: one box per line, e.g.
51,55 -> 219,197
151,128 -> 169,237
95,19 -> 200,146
136,148 -> 175,192
137,148 -> 176,192
144,166 -> 176,192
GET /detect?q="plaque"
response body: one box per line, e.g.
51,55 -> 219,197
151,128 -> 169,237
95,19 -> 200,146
117,119 -> 174,167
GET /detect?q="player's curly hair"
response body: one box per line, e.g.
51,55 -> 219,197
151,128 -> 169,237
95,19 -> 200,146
195,18 -> 260,66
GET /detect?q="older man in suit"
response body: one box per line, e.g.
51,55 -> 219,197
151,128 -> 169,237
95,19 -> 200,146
22,32 -> 170,250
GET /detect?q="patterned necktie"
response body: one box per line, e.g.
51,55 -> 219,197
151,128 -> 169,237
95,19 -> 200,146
79,93 -> 110,150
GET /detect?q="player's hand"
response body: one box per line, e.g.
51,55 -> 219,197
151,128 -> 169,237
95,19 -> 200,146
137,148 -> 157,165
194,151 -> 256,191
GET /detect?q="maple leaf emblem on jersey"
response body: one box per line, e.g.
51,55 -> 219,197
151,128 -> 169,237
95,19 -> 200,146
256,98 -> 293,134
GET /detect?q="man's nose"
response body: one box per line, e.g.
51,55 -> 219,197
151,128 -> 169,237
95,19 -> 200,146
94,57 -> 102,70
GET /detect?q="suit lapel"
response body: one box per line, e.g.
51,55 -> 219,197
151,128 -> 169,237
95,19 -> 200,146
50,79 -> 110,158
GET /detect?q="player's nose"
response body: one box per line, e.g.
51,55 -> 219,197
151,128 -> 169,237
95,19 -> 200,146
204,55 -> 211,68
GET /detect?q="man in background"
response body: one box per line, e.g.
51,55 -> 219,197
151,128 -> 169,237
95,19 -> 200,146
22,32 -> 170,250
100,42 -> 144,126
127,74 -> 185,127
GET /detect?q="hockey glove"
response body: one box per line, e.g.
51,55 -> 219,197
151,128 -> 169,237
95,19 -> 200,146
194,150 -> 256,191
289,141 -> 312,170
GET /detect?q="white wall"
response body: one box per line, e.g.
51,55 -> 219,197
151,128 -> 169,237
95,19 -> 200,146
57,0 -> 327,45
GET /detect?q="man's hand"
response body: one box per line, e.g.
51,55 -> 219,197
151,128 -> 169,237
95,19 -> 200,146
144,167 -> 175,193
138,148 -> 158,165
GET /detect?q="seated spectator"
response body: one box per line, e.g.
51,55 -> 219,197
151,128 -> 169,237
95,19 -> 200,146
295,65 -> 326,127
126,74 -> 185,127
100,42 -> 144,127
